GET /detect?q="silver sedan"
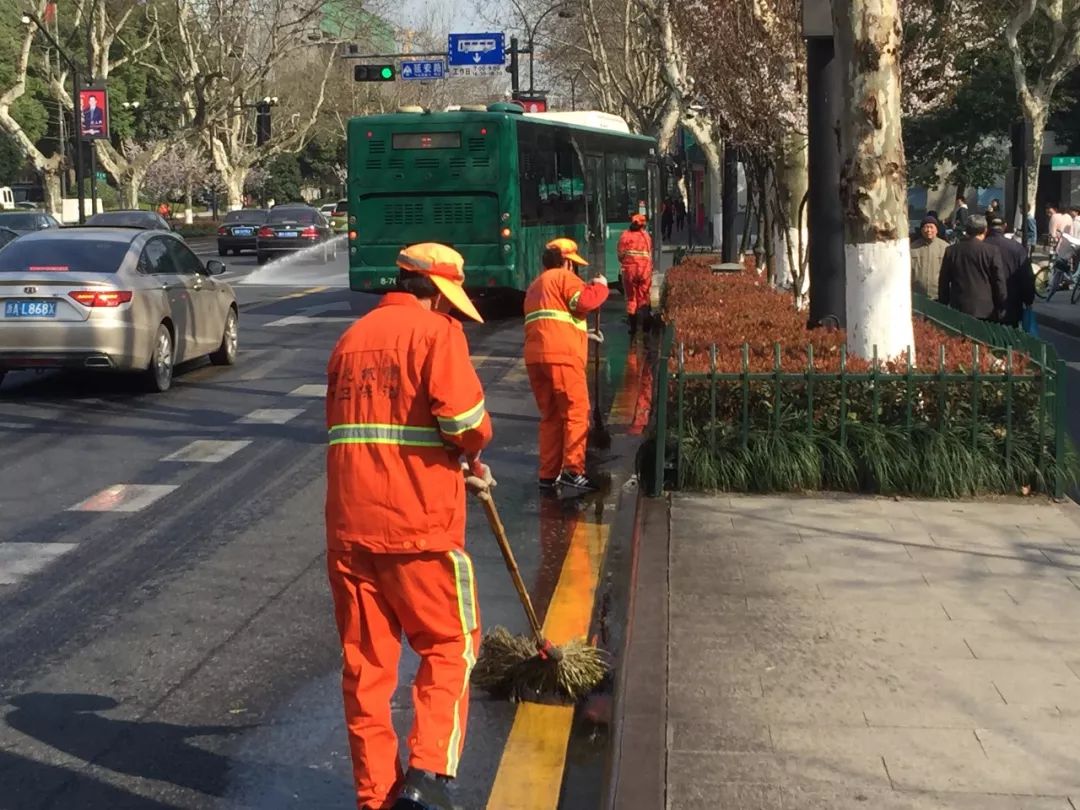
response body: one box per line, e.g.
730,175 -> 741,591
0,228 -> 238,392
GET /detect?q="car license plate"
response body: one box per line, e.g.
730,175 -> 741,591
279,231 -> 298,238
5,300 -> 57,318
233,227 -> 253,236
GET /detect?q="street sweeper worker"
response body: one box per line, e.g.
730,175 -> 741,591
524,237 -> 609,493
325,242 -> 494,810
617,214 -> 654,337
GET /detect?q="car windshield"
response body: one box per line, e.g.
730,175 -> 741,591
0,213 -> 40,229
0,229 -> 18,248
0,237 -> 129,273
86,211 -> 160,228
225,209 -> 266,223
334,200 -> 347,212
269,208 -> 317,225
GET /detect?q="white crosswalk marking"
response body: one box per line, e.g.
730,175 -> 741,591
68,484 -> 180,513
0,543 -> 79,585
237,408 -> 305,424
162,440 -> 252,463
288,384 -> 327,397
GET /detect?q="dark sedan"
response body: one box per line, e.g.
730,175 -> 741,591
0,211 -> 61,235
85,210 -> 172,231
256,205 -> 336,265
217,209 -> 266,256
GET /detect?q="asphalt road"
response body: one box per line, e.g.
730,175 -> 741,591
0,245 -> 631,810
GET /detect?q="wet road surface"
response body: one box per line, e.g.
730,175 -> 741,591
0,247 -> 648,809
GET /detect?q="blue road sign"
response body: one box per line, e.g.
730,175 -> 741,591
448,33 -> 506,67
400,60 -> 446,81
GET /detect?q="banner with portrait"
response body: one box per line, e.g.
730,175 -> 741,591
78,87 -> 109,140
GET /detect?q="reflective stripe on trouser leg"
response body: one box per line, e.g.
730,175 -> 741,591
528,363 -> 564,480
326,550 -> 405,809
552,363 -> 590,475
386,551 -> 480,779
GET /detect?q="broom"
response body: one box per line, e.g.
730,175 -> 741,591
588,310 -> 612,450
470,490 -> 609,702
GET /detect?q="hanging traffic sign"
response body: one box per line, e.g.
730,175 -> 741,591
400,60 -> 447,81
447,33 -> 505,67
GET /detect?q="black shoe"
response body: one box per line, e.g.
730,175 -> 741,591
556,471 -> 600,492
392,768 -> 454,810
539,477 -> 558,491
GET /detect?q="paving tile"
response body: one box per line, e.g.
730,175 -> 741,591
669,782 -> 783,810
668,718 -> 772,753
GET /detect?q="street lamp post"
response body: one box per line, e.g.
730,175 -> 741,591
509,0 -> 575,94
22,12 -> 86,223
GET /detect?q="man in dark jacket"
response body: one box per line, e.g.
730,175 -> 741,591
985,216 -> 1035,327
938,214 -> 1008,322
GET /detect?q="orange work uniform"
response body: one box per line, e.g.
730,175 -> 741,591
617,227 -> 653,316
326,291 -> 492,810
524,266 -> 609,479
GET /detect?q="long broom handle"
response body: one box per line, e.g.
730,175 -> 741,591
477,490 -> 546,646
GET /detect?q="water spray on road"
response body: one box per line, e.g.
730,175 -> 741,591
235,235 -> 349,287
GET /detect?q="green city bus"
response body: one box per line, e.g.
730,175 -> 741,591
346,103 -> 660,295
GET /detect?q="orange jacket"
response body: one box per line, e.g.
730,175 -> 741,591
617,229 -> 653,270
524,267 -> 609,367
325,292 -> 492,553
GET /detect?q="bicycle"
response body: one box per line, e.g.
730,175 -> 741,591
1034,233 -> 1080,303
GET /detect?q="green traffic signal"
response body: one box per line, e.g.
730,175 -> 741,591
354,64 -> 396,82
380,66 -> 393,80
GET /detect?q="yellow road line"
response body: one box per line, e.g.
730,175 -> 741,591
484,521 -> 610,810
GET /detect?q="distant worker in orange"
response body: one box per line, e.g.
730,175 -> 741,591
617,213 -> 654,337
524,237 -> 610,492
325,242 -> 494,810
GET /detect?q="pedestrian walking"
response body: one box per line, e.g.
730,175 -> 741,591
675,198 -> 686,232
1047,203 -> 1073,245
325,243 -> 494,810
910,216 -> 948,296
524,237 -> 610,493
952,195 -> 971,236
661,199 -> 674,241
985,216 -> 1035,328
617,213 -> 654,337
986,198 -> 1001,218
938,214 -> 1008,322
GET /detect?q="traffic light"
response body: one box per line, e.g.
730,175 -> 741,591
255,101 -> 271,146
354,64 -> 395,82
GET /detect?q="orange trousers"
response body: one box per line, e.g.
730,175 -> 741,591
621,263 -> 652,316
327,547 -> 481,810
527,362 -> 589,479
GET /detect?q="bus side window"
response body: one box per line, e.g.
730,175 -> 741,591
606,155 -> 628,221
554,136 -> 585,226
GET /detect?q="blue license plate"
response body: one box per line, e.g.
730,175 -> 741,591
233,227 -> 253,236
5,300 -> 57,318
278,231 -> 298,238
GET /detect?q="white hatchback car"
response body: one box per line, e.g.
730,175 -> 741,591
0,228 -> 238,392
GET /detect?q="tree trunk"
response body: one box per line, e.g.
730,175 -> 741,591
833,0 -> 914,361
223,167 -> 247,211
184,183 -> 194,225
655,94 -> 680,154
1021,103 -> 1048,217
42,169 -> 62,217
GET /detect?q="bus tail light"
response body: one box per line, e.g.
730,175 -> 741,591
501,212 -> 510,221
501,227 -> 511,238
349,230 -> 358,240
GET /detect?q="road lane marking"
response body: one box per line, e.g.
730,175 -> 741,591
0,543 -> 79,585
237,408 -> 305,424
68,484 -> 180,513
265,314 -> 354,327
289,384 -> 327,397
161,440 -> 252,463
485,520 -> 611,810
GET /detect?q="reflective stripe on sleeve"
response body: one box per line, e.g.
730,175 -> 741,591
327,423 -> 444,447
437,399 -> 487,436
623,250 -> 650,257
523,308 -> 588,332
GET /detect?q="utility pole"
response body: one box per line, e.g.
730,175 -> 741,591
507,37 -> 521,93
721,145 -> 739,262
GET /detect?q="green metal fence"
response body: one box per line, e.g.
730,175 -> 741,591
649,295 -> 1068,498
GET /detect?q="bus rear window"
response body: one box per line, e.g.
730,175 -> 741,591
392,132 -> 461,150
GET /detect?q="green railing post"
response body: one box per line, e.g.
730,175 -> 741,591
1005,350 -> 1013,468
676,342 -> 686,490
839,345 -> 848,448
905,346 -> 914,432
740,344 -> 750,449
937,345 -> 947,429
1038,343 -> 1047,471
971,343 -> 980,454
1055,358 -> 1066,499
709,343 -> 718,459
650,324 -> 674,497
871,344 -> 880,424
807,344 -> 815,435
773,342 -> 782,432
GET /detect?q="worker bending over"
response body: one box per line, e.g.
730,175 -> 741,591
617,213 -> 654,337
325,243 -> 494,810
524,237 -> 609,492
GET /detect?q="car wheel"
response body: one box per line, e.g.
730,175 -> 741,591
257,252 -> 269,265
144,323 -> 174,393
210,308 -> 238,366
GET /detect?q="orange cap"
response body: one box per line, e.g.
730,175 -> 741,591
631,213 -> 647,226
545,237 -> 588,266
396,243 -> 483,323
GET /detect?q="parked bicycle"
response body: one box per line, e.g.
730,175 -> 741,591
1034,233 -> 1080,303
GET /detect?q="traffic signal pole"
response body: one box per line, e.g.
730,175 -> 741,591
507,37 -> 520,93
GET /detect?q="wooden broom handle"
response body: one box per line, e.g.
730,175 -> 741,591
477,490 -> 546,645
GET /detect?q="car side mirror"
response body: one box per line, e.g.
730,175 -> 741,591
205,259 -> 226,276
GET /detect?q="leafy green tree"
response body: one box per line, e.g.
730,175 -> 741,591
259,153 -> 302,204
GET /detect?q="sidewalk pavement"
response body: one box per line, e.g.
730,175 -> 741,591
1035,298 -> 1080,339
611,493 -> 1080,809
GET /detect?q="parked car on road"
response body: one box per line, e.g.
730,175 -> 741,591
217,208 -> 267,256
0,228 -> 238,392
256,204 -> 336,265
85,210 -> 172,231
0,211 -> 61,235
